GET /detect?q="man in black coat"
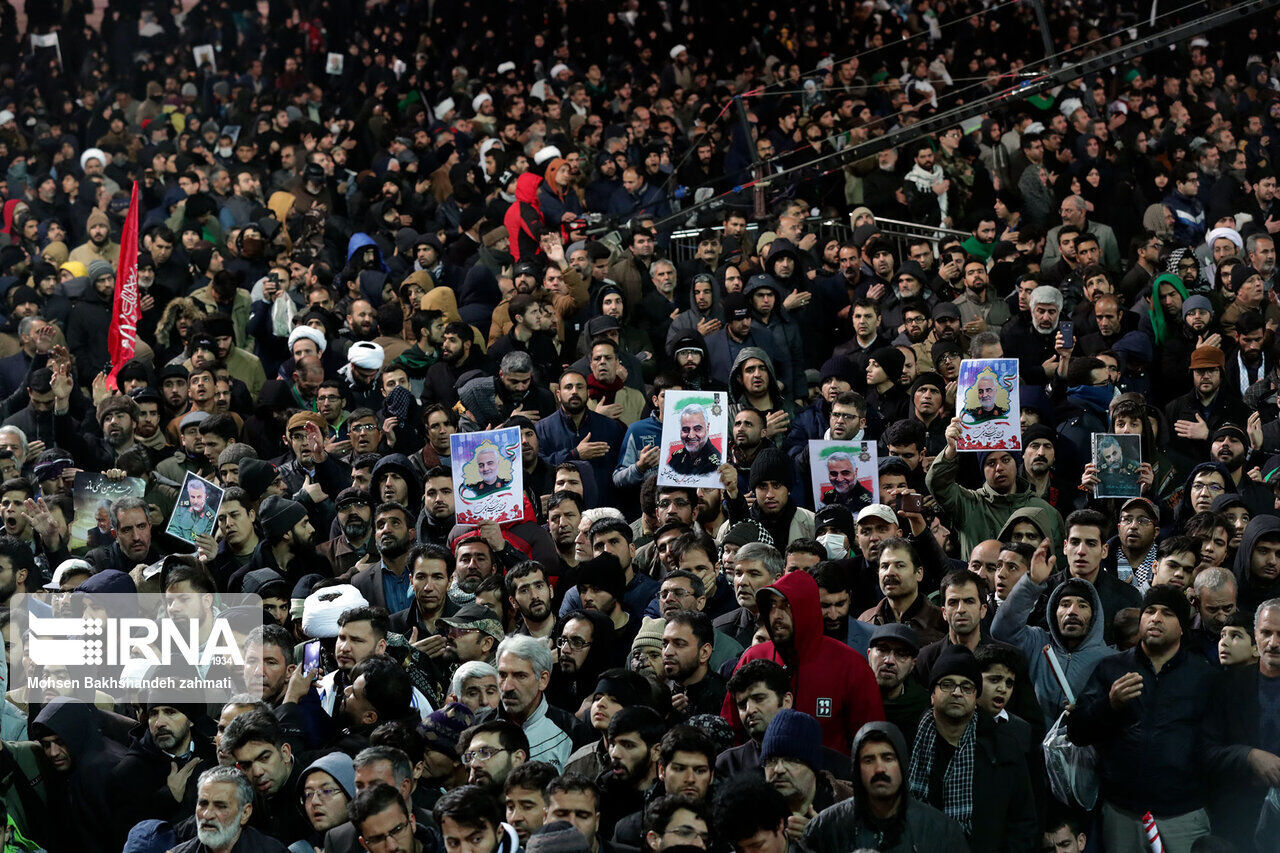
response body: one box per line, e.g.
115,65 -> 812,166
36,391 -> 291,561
1204,600 -> 1280,853
1069,585 -> 1216,851
110,703 -> 219,841
1164,345 -> 1249,462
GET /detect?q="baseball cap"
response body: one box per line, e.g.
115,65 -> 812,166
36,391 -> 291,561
867,623 -> 920,655
856,504 -> 898,527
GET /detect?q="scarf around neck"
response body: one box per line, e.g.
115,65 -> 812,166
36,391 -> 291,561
909,713 -> 977,833
587,373 -> 625,404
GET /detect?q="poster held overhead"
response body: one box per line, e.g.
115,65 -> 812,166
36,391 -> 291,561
1092,433 -> 1143,498
451,427 -> 524,525
809,440 -> 879,512
165,472 -> 224,544
657,391 -> 728,489
955,358 -> 1021,451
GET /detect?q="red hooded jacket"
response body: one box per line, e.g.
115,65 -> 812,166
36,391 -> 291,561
721,570 -> 884,754
504,172 -> 544,262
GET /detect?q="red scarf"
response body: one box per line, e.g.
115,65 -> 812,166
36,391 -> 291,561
587,373 -> 625,404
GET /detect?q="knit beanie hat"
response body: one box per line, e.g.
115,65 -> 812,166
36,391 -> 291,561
1056,578 -> 1094,609
258,495 -> 308,542
86,207 -> 109,230
419,702 -> 475,760
819,355 -> 857,385
578,553 -> 627,603
909,371 -> 945,396
1182,294 -> 1213,319
527,822 -> 590,853
87,259 -> 114,282
722,521 -> 774,548
760,708 -> 823,771
928,644 -> 982,694
1022,423 -> 1056,447
868,346 -> 906,384
1142,583 -> 1192,633
749,446 -> 793,491
631,616 -> 667,653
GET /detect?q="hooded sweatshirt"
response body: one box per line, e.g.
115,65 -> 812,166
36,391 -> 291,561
722,570 -> 884,753
32,698 -> 130,853
925,450 -> 1065,557
1233,515 -> 1280,615
991,572 -> 1114,729
804,721 -> 969,853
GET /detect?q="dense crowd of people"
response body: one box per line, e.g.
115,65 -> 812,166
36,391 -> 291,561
0,0 -> 1279,852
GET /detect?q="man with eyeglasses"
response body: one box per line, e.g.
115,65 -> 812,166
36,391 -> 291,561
350,781 -> 439,853
908,644 -> 1036,851
1166,345 -> 1248,461
296,753 -> 355,847
457,720 -> 529,794
1104,497 -> 1161,592
1121,230 -> 1164,299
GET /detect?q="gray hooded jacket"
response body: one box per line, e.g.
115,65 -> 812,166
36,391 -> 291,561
804,721 -> 971,853
991,572 -> 1115,730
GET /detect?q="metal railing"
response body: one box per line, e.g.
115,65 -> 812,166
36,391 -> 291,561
665,216 -> 969,265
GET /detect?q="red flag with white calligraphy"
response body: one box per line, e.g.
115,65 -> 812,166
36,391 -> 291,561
106,181 -> 141,390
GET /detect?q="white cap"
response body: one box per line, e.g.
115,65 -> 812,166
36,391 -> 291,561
855,504 -> 899,527
80,147 -> 107,170
533,145 -> 562,166
0,110 -> 13,126
669,44 -> 687,59
496,61 -> 516,75
301,584 -> 369,639
288,324 -> 327,355
1058,96 -> 1083,117
45,558 -> 93,591
549,63 -> 570,79
434,97 -> 456,121
348,340 -> 385,370
472,92 -> 492,112
1023,121 -> 1046,134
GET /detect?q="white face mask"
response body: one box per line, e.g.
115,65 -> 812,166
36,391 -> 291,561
818,532 -> 848,560
217,146 -> 232,158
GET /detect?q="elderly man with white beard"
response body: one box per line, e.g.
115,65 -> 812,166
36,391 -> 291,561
999,285 -> 1071,390
172,766 -> 286,853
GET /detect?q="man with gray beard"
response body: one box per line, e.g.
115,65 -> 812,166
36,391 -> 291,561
172,766 -> 286,852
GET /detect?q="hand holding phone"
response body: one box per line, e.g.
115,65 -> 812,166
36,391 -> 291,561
302,639 -> 322,676
1059,321 -> 1074,350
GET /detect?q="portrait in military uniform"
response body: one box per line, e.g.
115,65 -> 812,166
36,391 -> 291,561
809,440 -> 880,510
459,439 -> 515,500
659,391 -> 728,489
1092,432 -> 1142,498
165,472 -> 223,544
955,358 -> 1021,452
451,426 -> 525,525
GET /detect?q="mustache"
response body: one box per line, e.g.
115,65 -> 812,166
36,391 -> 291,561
870,773 -> 891,785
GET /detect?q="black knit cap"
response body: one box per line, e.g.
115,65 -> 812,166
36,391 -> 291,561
1142,583 -> 1192,634
749,446 -> 793,491
928,644 -> 982,695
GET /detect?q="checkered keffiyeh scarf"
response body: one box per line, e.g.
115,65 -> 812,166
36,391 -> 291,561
908,713 -> 977,833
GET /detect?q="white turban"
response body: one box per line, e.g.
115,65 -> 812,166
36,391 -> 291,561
1205,227 -> 1243,252
288,325 -> 327,355
80,147 -> 107,171
348,341 -> 385,370
301,585 -> 369,639
533,146 -> 562,166
472,92 -> 492,113
434,98 -> 456,121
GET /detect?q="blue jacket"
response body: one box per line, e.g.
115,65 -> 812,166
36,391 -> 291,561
1164,189 -> 1206,246
535,408 -> 624,501
607,180 -> 671,220
991,572 -> 1115,730
613,415 -> 662,489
